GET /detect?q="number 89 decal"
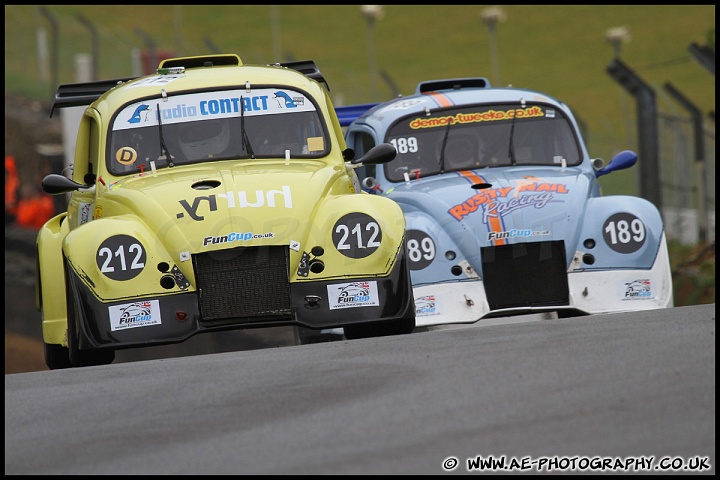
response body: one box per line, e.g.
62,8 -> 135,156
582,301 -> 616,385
406,229 -> 435,270
602,212 -> 646,254
332,212 -> 382,259
96,234 -> 147,280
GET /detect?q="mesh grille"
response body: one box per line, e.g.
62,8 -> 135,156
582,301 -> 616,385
481,241 -> 569,311
193,246 -> 291,322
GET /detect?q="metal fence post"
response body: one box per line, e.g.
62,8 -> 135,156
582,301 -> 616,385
606,58 -> 662,211
664,83 -> 708,243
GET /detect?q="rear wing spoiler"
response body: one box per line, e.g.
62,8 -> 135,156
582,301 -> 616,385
335,103 -> 379,127
51,77 -> 136,117
276,60 -> 329,91
415,77 -> 491,95
331,78 -> 493,126
334,78 -> 493,127
50,59 -> 330,117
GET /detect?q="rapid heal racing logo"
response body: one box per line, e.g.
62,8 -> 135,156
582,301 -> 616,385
448,180 -> 568,222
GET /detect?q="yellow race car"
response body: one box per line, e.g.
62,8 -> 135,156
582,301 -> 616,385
37,54 -> 415,369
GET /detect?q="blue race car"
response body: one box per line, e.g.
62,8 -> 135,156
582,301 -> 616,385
340,77 -> 673,328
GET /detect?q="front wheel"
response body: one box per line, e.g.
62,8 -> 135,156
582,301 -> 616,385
41,305 -> 72,370
343,317 -> 415,340
44,342 -> 72,370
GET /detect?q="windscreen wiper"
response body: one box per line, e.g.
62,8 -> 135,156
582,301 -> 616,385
240,96 -> 255,158
507,99 -> 524,166
439,120 -> 451,173
156,103 -> 175,167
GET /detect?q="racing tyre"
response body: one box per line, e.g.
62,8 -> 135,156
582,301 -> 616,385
66,264 -> 115,368
44,342 -> 72,370
343,317 -> 415,340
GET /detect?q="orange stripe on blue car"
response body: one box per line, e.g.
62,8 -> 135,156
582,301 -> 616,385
457,171 -> 506,246
424,91 -> 454,108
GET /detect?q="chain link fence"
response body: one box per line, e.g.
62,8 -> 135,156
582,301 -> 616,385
658,113 -> 715,245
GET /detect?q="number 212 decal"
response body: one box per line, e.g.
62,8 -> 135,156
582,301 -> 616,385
332,212 -> 382,259
96,234 -> 147,280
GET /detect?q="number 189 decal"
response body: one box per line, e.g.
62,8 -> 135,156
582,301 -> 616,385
603,213 -> 646,254
332,212 -> 382,259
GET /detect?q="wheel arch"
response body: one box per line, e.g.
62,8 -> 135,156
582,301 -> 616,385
37,213 -> 70,345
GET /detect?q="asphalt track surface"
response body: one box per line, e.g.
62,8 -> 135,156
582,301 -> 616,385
5,302 -> 715,475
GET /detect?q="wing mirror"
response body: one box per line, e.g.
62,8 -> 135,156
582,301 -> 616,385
594,150 -> 637,178
42,173 -> 92,194
350,143 -> 397,165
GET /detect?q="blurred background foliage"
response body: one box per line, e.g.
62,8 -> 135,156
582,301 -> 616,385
5,6 -> 715,177
4,5 -> 715,305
